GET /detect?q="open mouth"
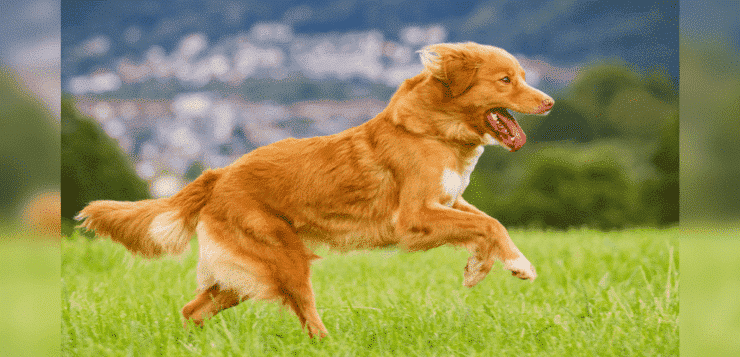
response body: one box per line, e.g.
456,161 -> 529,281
486,108 -> 526,152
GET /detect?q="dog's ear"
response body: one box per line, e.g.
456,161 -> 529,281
420,43 -> 480,97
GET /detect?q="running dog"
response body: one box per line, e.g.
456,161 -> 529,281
77,42 -> 554,338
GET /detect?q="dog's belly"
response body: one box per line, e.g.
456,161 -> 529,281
295,218 -> 399,250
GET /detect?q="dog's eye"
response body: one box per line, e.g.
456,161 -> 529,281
501,76 -> 511,83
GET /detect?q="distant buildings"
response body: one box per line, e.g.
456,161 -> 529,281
74,96 -> 386,197
66,21 -> 571,197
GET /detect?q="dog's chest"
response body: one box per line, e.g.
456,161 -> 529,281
440,146 -> 484,207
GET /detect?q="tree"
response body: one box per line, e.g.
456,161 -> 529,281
529,63 -> 677,143
0,65 -> 59,217
61,96 -> 150,228
642,113 -> 678,225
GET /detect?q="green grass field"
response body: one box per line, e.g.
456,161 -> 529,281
0,234 -> 59,357
681,225 -> 740,357
62,228 -> 678,356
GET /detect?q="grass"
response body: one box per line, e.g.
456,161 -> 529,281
681,224 -> 740,357
62,228 -> 678,356
1,229 -> 60,357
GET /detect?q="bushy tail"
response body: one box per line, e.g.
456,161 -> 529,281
75,169 -> 221,258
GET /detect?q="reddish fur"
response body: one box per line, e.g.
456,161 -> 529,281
76,170 -> 220,257
180,284 -> 245,327
77,42 -> 553,338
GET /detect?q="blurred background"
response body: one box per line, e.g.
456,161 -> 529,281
1,0 -> 60,232
1,0 -> 738,355
58,0 -> 680,233
0,1 -> 60,356
680,1 -> 740,356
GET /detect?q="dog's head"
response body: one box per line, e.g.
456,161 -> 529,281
420,42 -> 554,151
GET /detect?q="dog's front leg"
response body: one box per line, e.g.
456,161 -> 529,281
396,202 -> 536,287
451,198 -> 537,286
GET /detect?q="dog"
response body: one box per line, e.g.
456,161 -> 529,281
76,42 -> 554,338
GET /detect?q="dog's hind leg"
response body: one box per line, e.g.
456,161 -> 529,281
279,273 -> 327,338
244,212 -> 328,338
192,208 -> 328,338
181,284 -> 246,327
180,216 -> 267,328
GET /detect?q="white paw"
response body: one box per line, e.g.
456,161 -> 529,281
504,255 -> 537,281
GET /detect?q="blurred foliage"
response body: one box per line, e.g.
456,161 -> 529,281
643,113 -> 679,225
680,36 -> 740,221
185,161 -> 205,182
0,65 -> 59,218
528,62 -> 677,144
468,142 -> 643,230
466,63 -> 678,229
61,95 -> 150,229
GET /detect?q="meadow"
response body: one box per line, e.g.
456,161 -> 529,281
61,228 -> 678,356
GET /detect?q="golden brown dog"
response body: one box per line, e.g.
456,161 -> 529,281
77,42 -> 554,338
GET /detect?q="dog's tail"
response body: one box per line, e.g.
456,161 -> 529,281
75,169 -> 221,258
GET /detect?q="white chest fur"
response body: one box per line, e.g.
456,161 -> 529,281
440,146 -> 484,206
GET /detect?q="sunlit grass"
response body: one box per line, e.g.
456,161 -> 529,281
62,228 -> 678,356
0,229 -> 60,357
681,224 -> 740,357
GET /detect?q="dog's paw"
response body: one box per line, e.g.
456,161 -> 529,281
307,322 -> 329,339
463,256 -> 492,288
504,255 -> 537,281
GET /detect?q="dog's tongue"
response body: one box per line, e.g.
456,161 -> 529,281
487,110 -> 526,151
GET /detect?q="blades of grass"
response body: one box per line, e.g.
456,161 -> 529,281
608,287 -> 634,322
340,292 -> 355,313
665,243 -> 674,304
638,265 -> 656,299
482,303 -> 496,322
61,229 -> 678,355
219,317 -> 239,352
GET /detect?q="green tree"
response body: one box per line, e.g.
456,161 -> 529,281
641,113 -> 679,225
529,63 -> 677,143
184,161 -> 205,182
466,142 -> 649,230
681,37 -> 740,221
474,62 -> 680,229
0,65 -> 59,217
61,96 -> 150,227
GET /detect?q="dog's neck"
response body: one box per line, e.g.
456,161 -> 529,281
380,72 -> 485,148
